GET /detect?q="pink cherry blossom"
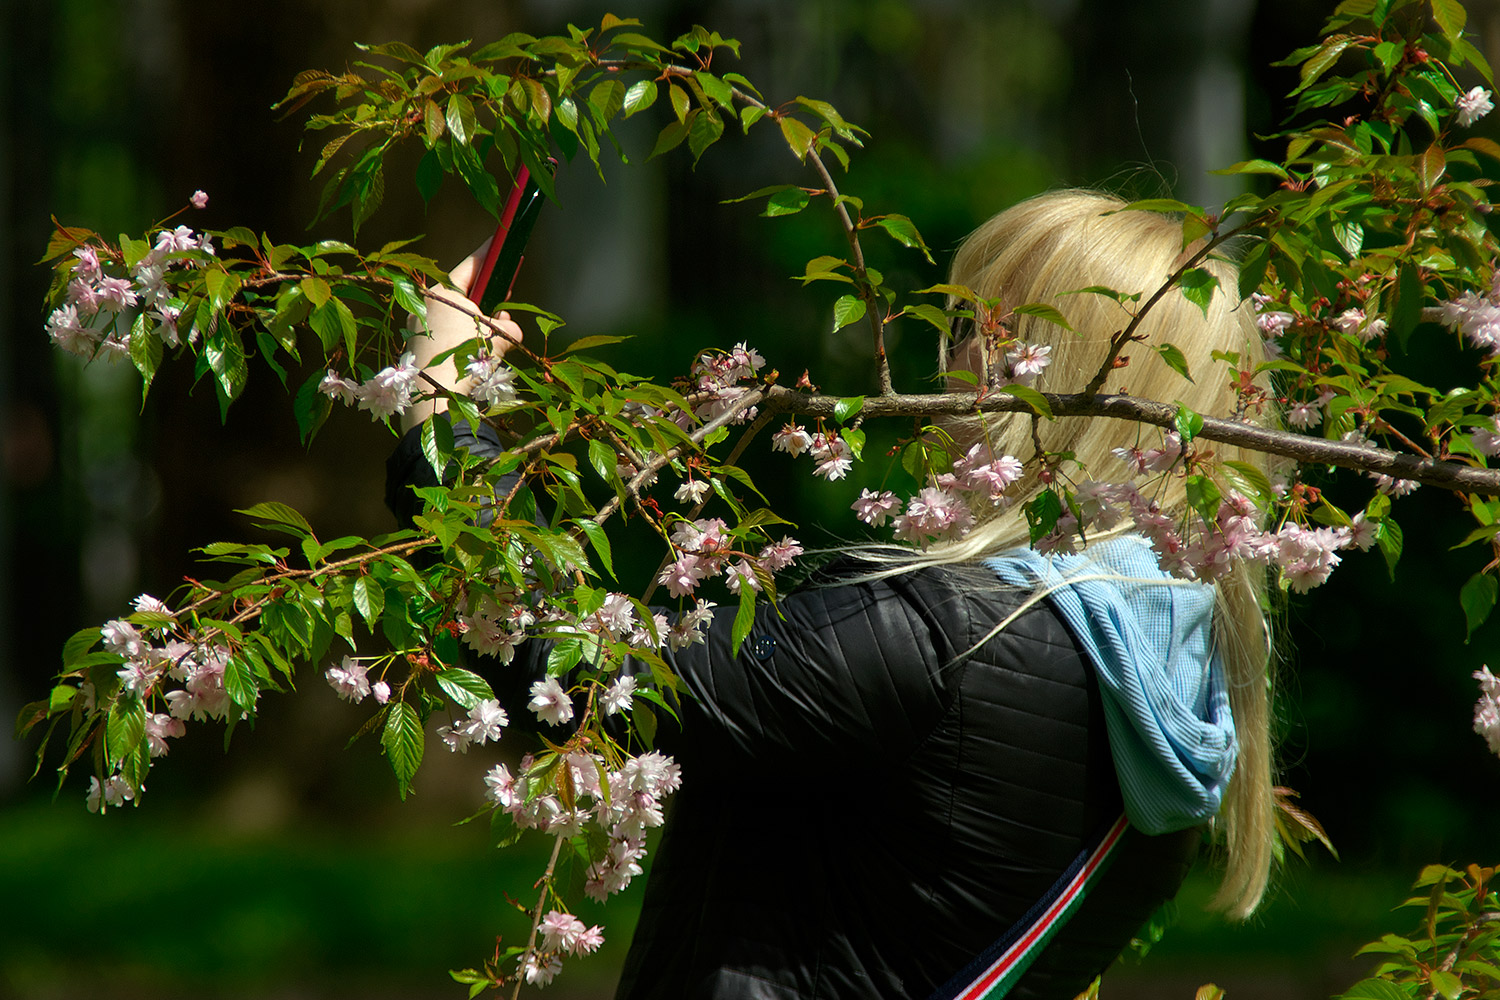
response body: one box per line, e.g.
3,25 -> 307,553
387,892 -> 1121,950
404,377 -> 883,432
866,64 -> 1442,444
325,656 -> 371,702
67,278 -> 101,315
144,713 -> 185,757
1456,86 -> 1495,128
1287,401 -> 1321,429
1255,310 -> 1294,335
520,952 -> 562,986
483,763 -> 521,808
724,559 -> 762,595
47,304 -> 99,357
155,225 -> 199,254
758,536 -> 803,571
852,488 -> 900,525
809,432 -> 853,480
190,189 -> 209,209
466,354 -> 516,405
528,676 -> 575,725
659,554 -> 708,599
1473,667 -> 1500,756
771,423 -> 814,456
602,675 -> 637,715
354,352 -> 421,419
1471,417 -> 1500,457
674,478 -> 711,505
1005,342 -> 1052,379
95,276 -> 138,311
101,619 -> 147,658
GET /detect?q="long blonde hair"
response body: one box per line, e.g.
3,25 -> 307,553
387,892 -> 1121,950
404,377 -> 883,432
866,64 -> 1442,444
890,190 -> 1276,918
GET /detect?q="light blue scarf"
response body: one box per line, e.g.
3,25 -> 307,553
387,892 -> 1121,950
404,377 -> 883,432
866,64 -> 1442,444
983,536 -> 1237,834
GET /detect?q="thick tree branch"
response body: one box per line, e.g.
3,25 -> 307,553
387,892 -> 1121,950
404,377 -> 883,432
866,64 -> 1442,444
758,386 -> 1500,495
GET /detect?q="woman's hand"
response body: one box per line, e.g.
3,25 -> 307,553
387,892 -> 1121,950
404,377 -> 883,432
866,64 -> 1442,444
402,239 -> 524,431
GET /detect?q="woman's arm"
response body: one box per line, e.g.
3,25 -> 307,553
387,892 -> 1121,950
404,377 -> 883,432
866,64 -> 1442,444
401,241 -> 523,431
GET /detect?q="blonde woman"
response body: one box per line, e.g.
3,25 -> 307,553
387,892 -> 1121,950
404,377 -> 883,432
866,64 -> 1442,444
387,189 -> 1276,999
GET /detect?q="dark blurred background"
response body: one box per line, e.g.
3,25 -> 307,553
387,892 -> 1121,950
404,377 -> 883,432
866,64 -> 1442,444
2,0 -> 1498,998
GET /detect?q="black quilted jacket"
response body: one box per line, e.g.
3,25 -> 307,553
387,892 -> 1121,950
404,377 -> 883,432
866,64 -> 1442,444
388,425 -> 1201,1000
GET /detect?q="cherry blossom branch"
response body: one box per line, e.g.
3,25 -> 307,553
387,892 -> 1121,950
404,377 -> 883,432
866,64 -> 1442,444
758,386 -> 1500,495
510,833 -> 567,1000
594,387 -> 768,528
653,64 -> 892,395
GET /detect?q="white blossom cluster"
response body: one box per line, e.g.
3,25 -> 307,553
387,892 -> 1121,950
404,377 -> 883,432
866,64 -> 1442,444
678,341 -> 766,428
480,747 -> 682,986
1455,86 -> 1495,129
1474,665 -> 1500,757
656,516 -> 802,600
521,910 -> 606,985
85,592 -> 238,811
45,193 -> 212,361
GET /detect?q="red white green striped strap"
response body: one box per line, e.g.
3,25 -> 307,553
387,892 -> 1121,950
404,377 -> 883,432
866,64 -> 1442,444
928,814 -> 1131,1000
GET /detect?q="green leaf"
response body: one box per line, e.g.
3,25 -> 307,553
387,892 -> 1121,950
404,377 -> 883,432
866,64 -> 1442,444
587,438 -> 619,486
1292,36 -> 1356,95
1120,198 -> 1197,215
622,79 -> 657,117
352,576 -> 385,628
576,519 -> 615,578
382,702 -> 424,800
832,293 -> 867,331
1222,460 -> 1274,505
1178,268 -> 1219,318
224,653 -> 258,711
1012,303 -> 1073,331
764,188 -> 810,217
1389,263 -> 1424,348
1432,0 -> 1467,41
1025,489 -> 1064,543
1154,343 -> 1194,382
1209,159 -> 1289,178
435,667 -> 496,710
1375,519 -> 1403,580
420,415 -> 455,481
778,115 -> 816,160
833,396 -> 865,423
872,215 -> 933,263
1001,384 -> 1053,419
547,638 -> 585,676
416,147 -> 444,204
238,501 -> 315,538
1185,475 -> 1222,524
1175,404 -> 1205,444
687,109 -> 725,163
647,119 -> 688,160
731,583 -> 756,655
1418,143 -> 1446,192
903,303 -> 951,333
1460,572 -> 1497,640
1337,978 -> 1414,1000
1428,971 -> 1463,1000
294,368 -> 334,445
105,695 -> 146,769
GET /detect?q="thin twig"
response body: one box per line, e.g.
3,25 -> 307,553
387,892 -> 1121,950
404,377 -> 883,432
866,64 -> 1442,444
803,151 -> 892,395
1081,214 -> 1268,400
